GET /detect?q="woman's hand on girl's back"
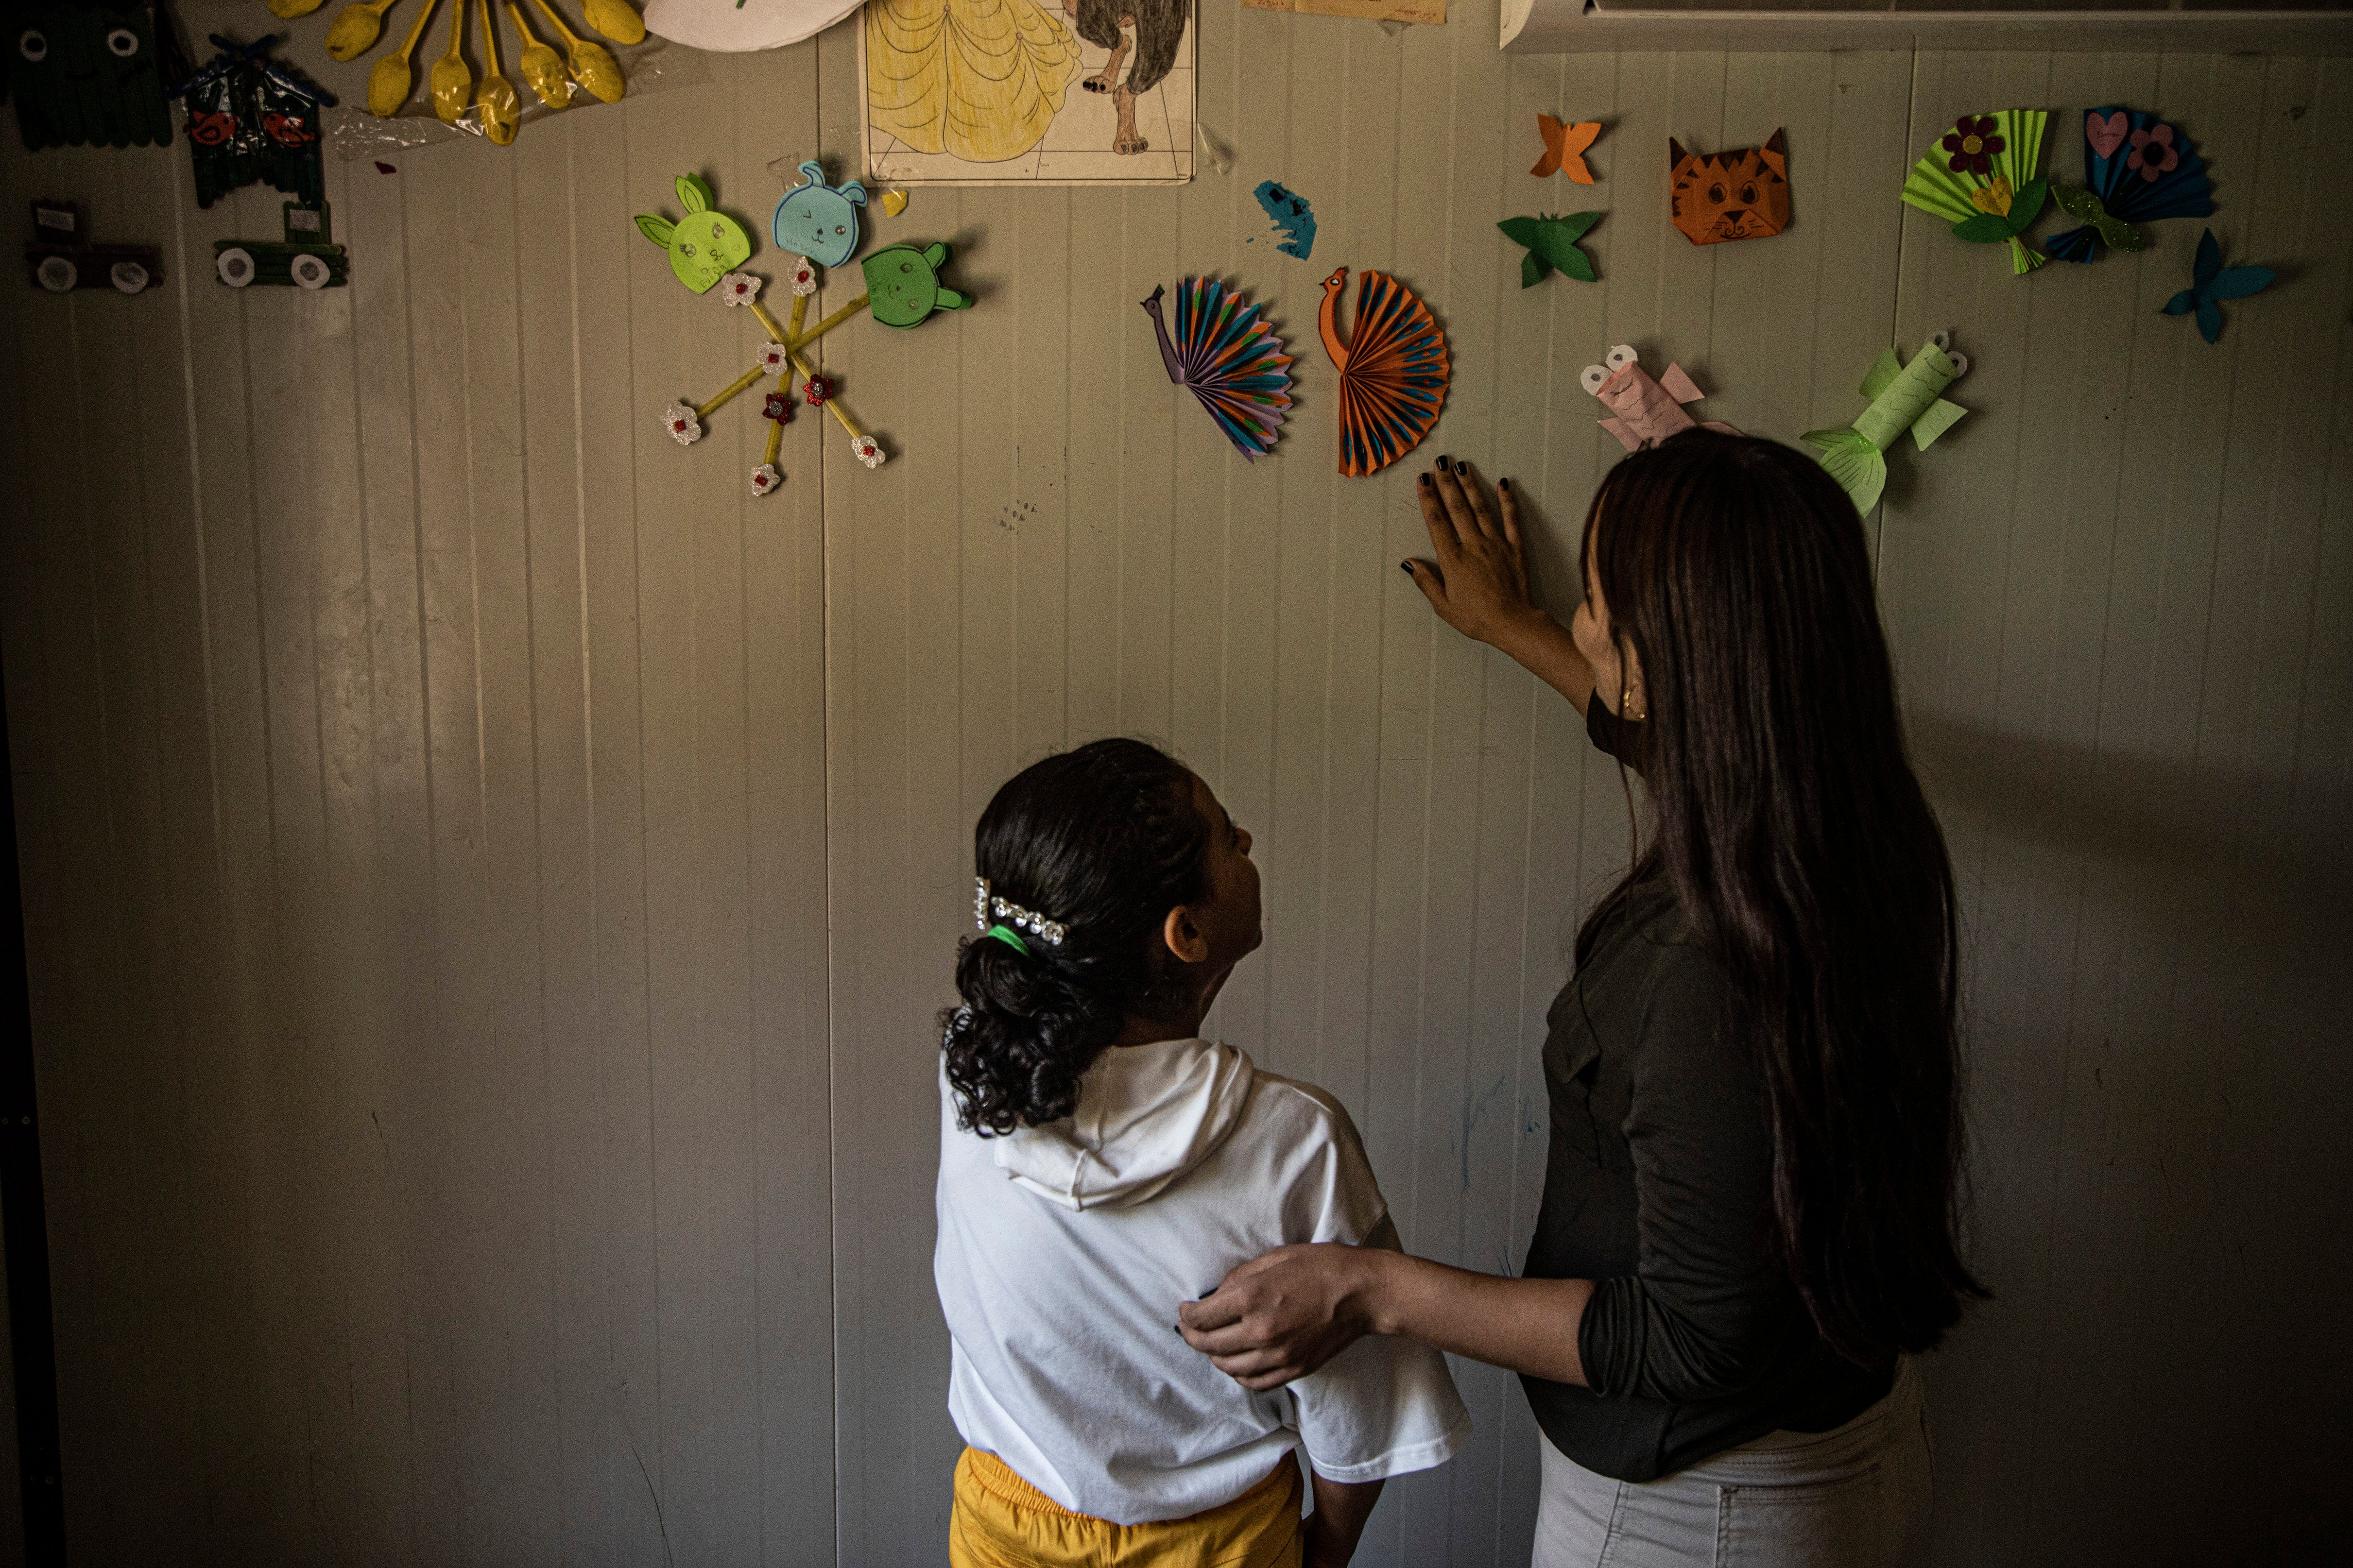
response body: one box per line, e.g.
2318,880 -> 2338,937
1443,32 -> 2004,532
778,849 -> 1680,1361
1177,1242 -> 1384,1391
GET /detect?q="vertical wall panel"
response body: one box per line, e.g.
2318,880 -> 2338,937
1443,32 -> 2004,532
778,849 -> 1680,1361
0,5 -> 834,1560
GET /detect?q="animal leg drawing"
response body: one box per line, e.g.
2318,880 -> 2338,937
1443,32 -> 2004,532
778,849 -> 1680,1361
1071,0 -> 1183,155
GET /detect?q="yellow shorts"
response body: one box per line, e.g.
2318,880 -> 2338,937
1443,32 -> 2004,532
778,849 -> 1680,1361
947,1447 -> 1303,1568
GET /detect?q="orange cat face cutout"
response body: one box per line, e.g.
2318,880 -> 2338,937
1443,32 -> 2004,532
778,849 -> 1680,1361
1668,129 -> 1790,246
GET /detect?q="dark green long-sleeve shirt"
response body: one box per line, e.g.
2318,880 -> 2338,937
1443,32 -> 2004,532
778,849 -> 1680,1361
1517,701 -> 1894,1482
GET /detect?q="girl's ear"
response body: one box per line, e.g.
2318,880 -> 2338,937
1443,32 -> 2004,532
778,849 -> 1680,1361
1161,906 -> 1210,965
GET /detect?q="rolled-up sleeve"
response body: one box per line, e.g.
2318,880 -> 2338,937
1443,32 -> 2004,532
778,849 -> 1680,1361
1575,951 -> 1787,1403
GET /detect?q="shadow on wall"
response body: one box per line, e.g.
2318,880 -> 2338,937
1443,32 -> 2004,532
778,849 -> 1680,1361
1901,712 -> 2353,1566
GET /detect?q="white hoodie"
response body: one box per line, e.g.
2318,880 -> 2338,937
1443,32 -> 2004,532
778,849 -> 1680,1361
934,1037 -> 1472,1525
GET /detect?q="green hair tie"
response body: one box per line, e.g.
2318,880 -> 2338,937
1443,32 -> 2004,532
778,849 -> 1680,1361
983,923 -> 1031,957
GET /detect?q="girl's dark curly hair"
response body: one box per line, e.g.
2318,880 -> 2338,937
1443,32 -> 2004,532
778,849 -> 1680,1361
943,738 -> 1210,1135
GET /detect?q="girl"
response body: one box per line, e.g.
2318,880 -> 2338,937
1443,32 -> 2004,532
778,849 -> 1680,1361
1181,438 -> 1986,1567
935,738 -> 1470,1568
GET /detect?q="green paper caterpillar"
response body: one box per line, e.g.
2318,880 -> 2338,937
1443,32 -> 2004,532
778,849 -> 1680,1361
1802,334 -> 1970,516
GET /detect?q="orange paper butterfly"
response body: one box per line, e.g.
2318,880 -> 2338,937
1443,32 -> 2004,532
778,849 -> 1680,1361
1531,115 -> 1602,184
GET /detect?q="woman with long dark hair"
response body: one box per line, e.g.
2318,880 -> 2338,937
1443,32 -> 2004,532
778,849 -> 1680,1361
1178,433 -> 1986,1565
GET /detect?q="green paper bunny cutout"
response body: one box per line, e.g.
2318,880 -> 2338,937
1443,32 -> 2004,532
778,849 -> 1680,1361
635,174 -> 753,294
861,241 -> 971,329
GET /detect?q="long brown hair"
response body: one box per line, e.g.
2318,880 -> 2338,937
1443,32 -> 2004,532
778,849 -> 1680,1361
1577,430 -> 1988,1363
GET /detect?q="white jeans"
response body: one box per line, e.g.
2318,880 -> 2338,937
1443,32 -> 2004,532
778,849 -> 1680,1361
1532,1358 -> 1932,1568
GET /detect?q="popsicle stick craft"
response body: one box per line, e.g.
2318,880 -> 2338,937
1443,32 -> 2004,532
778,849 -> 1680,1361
1900,110 -> 2050,276
1141,278 -> 1294,460
1669,131 -> 1788,246
1320,268 -> 1449,477
1802,332 -> 1970,515
2044,108 -> 2215,264
2163,228 -> 2274,345
6,0 -> 185,150
170,34 -> 332,210
26,199 -> 164,294
1580,345 -> 1736,452
1530,116 -> 1601,183
640,167 -> 968,488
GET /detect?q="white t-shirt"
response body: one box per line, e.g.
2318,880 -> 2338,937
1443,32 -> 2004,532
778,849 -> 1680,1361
933,1036 -> 1471,1525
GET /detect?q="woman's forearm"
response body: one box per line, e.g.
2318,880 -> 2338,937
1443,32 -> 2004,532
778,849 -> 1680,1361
1361,1249 -> 1594,1387
1492,610 -> 1598,718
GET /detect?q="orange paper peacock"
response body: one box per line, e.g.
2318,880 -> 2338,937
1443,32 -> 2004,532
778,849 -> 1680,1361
1319,268 -> 1449,477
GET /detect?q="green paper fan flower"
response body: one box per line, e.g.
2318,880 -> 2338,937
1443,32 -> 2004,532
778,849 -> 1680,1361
1901,109 -> 2050,276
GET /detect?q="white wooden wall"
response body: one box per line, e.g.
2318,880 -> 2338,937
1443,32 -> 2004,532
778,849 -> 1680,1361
1,0 -> 2347,1559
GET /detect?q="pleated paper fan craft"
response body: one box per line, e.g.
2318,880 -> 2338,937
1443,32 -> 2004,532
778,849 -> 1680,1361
1142,279 -> 1295,460
1319,268 -> 1450,477
2044,107 -> 2215,264
1901,109 -> 2050,276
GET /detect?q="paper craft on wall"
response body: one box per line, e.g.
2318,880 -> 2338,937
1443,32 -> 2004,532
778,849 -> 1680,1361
1320,268 -> 1448,477
644,0 -> 841,50
640,172 -> 968,483
1669,130 -> 1788,246
1254,181 -> 1316,260
1240,0 -> 1445,23
214,201 -> 348,289
862,240 -> 970,326
1530,116 -> 1600,183
2163,228 -> 2274,344
1141,278 -> 1294,460
6,0 -> 185,149
773,161 -> 866,268
1801,332 -> 1969,515
2044,108 -> 2215,264
1498,212 -> 1600,286
1580,345 -> 1736,451
171,34 -> 331,209
635,172 -> 753,292
1900,110 -> 2049,276
25,199 -> 163,294
859,0 -> 1191,184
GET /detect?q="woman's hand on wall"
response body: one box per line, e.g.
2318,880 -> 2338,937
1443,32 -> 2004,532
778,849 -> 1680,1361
1403,461 -> 1599,716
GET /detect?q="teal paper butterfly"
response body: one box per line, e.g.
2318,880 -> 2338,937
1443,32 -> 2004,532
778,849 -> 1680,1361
2163,228 -> 2275,344
1498,212 -> 1602,286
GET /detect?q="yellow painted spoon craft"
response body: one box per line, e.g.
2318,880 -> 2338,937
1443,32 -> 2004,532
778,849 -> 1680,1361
429,0 -> 473,124
527,0 -> 622,104
268,0 -> 326,17
506,0 -> 570,110
326,0 -> 400,61
477,0 -> 520,143
581,0 -> 645,45
368,0 -> 441,117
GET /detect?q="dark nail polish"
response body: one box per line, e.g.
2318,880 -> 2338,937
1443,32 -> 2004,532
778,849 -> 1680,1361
1437,455 -> 1450,468
1455,460 -> 1469,475
1399,561 -> 1413,576
1499,477 -> 1511,492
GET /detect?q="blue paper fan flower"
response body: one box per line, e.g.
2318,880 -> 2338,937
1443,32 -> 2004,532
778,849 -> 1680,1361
2046,107 -> 2216,264
1142,279 -> 1295,460
2163,229 -> 2275,344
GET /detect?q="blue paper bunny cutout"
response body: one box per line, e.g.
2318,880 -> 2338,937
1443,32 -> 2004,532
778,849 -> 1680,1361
2163,228 -> 2275,345
773,160 -> 868,269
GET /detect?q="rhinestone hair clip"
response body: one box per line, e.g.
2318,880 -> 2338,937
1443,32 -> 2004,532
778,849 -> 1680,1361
974,876 -> 1067,947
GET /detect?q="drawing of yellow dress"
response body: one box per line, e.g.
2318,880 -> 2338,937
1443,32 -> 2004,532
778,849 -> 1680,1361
865,0 -> 1083,164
